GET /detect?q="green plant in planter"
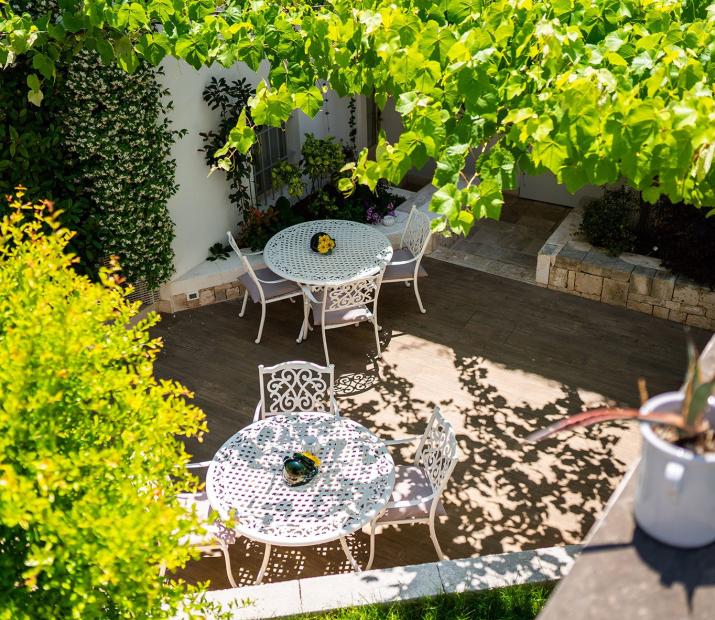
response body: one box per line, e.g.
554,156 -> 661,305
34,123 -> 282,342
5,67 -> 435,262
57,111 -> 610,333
207,242 -> 230,261
579,186 -> 638,256
271,161 -> 304,197
301,134 -> 345,191
526,339 -> 714,451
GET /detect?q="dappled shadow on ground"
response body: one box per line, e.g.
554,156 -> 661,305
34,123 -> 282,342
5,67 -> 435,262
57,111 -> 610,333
153,258 -> 710,589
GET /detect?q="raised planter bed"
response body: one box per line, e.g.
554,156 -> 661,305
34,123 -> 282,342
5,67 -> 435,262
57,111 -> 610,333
536,205 -> 715,330
157,185 -> 439,314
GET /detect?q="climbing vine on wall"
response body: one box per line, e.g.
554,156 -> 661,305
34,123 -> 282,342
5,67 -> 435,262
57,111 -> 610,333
199,76 -> 254,215
60,50 -> 181,289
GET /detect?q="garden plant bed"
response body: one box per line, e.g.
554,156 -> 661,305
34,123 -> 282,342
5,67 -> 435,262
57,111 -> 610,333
536,205 -> 715,330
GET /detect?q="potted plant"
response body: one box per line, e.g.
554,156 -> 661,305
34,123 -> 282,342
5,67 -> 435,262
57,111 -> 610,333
527,339 -> 715,548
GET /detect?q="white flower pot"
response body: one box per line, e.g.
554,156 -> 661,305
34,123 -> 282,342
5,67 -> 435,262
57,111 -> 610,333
634,391 -> 715,547
381,215 -> 396,226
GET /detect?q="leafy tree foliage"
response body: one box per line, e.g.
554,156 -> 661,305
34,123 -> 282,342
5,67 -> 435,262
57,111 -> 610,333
0,192 -> 210,618
2,0 -> 714,233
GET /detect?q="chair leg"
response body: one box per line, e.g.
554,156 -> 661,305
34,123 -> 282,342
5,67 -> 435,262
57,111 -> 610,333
255,543 -> 272,585
413,277 -> 426,314
255,303 -> 266,344
239,291 -> 249,317
429,518 -> 446,561
373,319 -> 382,358
366,520 -> 377,571
322,326 -> 330,366
220,543 -> 238,588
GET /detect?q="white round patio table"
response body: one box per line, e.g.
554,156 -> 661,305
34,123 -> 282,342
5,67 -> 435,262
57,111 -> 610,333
206,412 -> 395,584
263,220 -> 393,286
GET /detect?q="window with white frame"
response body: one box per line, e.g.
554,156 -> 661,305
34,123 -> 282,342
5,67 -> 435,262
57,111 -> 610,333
252,125 -> 288,198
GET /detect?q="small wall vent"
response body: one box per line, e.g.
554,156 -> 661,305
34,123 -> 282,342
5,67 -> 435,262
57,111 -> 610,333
186,291 -> 199,301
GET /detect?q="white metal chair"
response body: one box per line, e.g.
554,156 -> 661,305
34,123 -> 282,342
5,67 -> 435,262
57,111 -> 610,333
298,270 -> 384,365
381,206 -> 432,313
365,406 -> 459,570
227,231 -> 302,344
161,461 -> 238,588
254,360 -> 340,421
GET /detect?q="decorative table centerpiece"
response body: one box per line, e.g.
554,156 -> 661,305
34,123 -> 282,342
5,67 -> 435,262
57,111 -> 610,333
310,232 -> 336,255
282,451 -> 321,486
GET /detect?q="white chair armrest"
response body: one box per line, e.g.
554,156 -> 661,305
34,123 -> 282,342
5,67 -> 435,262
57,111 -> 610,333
253,401 -> 262,422
384,435 -> 422,446
331,397 -> 341,417
186,461 -> 213,469
254,275 -> 288,285
389,257 -> 418,267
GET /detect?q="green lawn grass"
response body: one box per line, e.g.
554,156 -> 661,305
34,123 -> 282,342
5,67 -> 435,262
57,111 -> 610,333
290,582 -> 554,620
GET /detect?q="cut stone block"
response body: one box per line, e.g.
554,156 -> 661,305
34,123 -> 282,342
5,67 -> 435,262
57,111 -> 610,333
681,304 -> 705,317
567,270 -> 576,290
300,564 -> 443,614
536,251 -> 553,285
226,285 -> 242,300
549,266 -> 568,289
172,293 -> 188,311
669,310 -> 686,323
673,279 -> 701,305
686,314 -> 711,329
652,306 -> 669,320
581,251 -> 626,279
664,300 -> 683,311
627,299 -> 653,315
651,272 -> 676,301
601,279 -> 628,307
205,577 -> 301,619
574,272 -> 603,297
702,291 -> 715,307
554,244 -> 587,271
199,288 -> 216,305
630,266 -> 657,296
533,545 -> 581,581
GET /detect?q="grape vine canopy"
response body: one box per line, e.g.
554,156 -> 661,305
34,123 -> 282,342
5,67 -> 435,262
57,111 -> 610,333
2,0 -> 714,234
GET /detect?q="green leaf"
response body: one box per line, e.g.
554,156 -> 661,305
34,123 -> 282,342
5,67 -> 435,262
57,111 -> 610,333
32,53 -> 54,79
26,73 -> 41,92
27,89 -> 43,107
293,87 -> 323,118
227,109 -> 255,154
430,183 -> 461,218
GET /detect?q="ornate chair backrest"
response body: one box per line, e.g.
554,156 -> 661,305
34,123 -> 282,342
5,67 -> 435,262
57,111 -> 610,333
400,206 -> 432,259
321,271 -> 383,324
227,231 -> 261,291
414,407 -> 459,499
258,361 -> 337,418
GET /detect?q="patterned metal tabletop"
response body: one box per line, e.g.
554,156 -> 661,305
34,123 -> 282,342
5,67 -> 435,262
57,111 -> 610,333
263,220 -> 393,286
206,412 -> 395,546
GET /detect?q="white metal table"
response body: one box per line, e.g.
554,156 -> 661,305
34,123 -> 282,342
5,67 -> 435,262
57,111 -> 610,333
263,220 -> 394,286
206,412 -> 395,584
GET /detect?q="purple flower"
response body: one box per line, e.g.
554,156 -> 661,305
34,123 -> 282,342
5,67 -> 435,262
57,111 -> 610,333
365,206 -> 381,224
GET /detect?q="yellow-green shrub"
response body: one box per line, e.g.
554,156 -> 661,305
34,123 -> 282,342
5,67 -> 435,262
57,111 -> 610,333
0,192 -> 210,618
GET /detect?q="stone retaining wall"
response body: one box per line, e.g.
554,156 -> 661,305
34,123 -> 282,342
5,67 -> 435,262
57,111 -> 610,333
537,207 -> 715,331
